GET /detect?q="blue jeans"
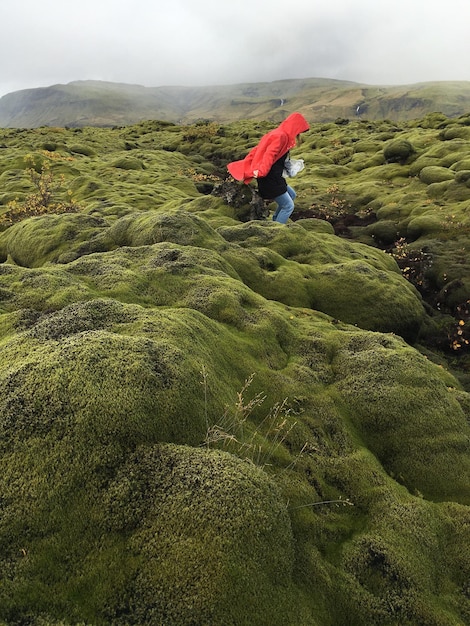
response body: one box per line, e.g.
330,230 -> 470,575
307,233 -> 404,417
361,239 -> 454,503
272,186 -> 296,224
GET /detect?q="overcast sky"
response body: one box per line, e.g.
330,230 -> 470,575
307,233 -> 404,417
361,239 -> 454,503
1,0 -> 469,98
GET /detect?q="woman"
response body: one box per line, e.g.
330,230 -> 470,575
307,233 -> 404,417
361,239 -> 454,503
227,112 -> 309,223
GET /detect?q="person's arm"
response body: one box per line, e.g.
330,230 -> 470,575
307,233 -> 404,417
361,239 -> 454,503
251,133 -> 287,178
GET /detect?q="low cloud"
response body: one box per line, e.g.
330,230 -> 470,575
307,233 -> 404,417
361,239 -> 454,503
1,0 -> 469,97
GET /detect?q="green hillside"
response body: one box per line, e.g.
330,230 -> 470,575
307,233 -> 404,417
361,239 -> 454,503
0,113 -> 470,625
1,78 -> 470,128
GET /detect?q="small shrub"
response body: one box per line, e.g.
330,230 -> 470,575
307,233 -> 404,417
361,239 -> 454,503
0,154 -> 80,227
182,121 -> 221,143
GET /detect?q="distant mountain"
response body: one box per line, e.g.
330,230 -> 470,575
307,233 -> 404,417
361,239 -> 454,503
1,78 -> 470,128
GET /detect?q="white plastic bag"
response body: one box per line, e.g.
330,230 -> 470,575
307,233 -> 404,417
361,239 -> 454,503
283,158 -> 305,177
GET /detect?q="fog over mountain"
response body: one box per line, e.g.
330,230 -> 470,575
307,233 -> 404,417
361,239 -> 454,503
1,77 -> 470,128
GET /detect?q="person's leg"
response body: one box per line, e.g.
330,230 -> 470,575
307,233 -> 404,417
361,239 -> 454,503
272,186 -> 296,223
286,185 -> 296,202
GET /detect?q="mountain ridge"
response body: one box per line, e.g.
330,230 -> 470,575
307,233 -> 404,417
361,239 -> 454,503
1,77 -> 470,128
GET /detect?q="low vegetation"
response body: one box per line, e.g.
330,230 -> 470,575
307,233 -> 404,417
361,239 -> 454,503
0,112 -> 470,625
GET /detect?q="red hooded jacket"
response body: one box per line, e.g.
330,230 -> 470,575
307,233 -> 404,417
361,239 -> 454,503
227,112 -> 309,184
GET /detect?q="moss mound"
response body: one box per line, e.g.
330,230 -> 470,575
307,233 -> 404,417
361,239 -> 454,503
0,213 -> 110,267
104,444 -> 299,625
218,222 -> 425,341
1,440 -> 300,625
332,332 -> 470,501
0,322 -> 204,450
419,165 -> 455,184
108,209 -> 226,249
383,139 -> 415,163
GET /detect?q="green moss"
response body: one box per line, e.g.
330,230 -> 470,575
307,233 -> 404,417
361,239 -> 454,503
0,214 -> 111,267
108,209 -> 226,250
314,164 -> 351,178
296,218 -> 335,234
103,444 -> 301,625
439,126 -> 470,140
311,262 -> 425,340
1,117 -> 470,626
0,263 -> 91,312
419,165 -> 455,184
111,156 -> 144,170
408,156 -> 441,176
365,220 -> 401,245
454,170 -> 470,184
441,180 -> 470,202
68,144 -> 96,157
383,139 -> 415,163
332,332 -> 470,502
417,112 -> 449,129
0,329 -> 199,450
350,151 -> 386,172
451,158 -> 470,171
218,222 -> 424,340
406,213 -> 444,240
353,140 -> 381,153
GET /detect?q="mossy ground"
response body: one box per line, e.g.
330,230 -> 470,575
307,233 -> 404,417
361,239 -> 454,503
0,116 -> 470,625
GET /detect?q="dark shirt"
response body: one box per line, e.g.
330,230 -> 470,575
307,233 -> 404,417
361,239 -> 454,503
257,152 -> 288,199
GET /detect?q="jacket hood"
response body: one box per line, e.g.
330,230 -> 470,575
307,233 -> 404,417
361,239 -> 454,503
278,112 -> 310,148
